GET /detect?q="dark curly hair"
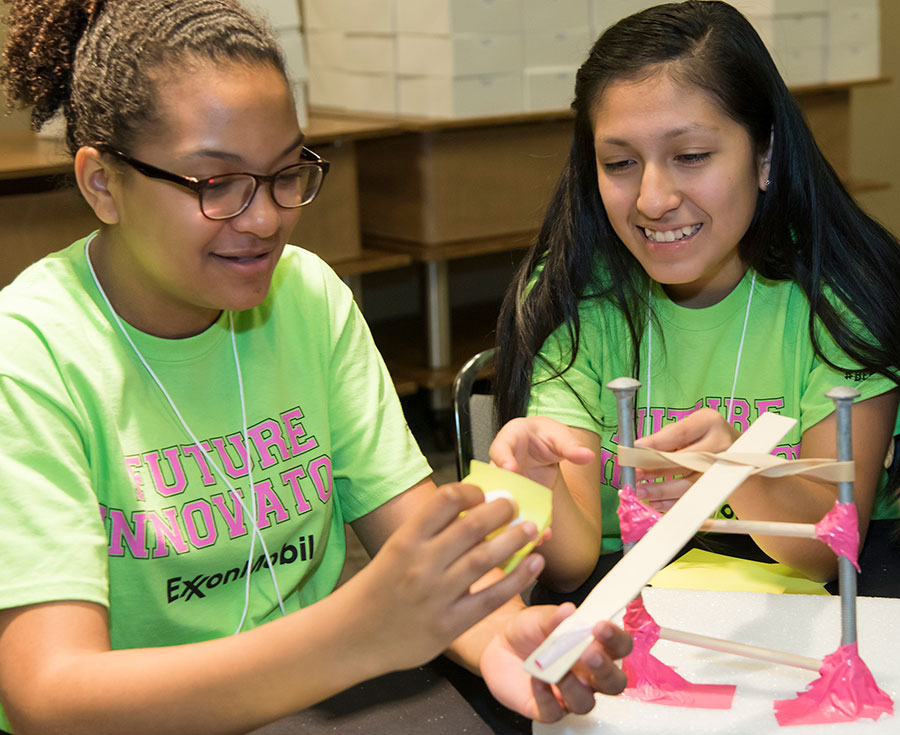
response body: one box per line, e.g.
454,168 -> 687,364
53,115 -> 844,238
0,0 -> 287,155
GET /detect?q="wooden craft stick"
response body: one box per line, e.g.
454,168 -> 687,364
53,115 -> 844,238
699,519 -> 819,539
657,627 -> 822,671
523,411 -> 797,684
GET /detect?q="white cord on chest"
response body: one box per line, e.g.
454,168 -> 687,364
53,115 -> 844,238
84,236 -> 286,632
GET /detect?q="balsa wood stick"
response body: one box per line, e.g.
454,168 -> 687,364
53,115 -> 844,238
657,627 -> 822,671
699,518 -> 818,539
524,411 -> 797,684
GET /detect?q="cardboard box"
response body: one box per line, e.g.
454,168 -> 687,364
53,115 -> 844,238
826,41 -> 880,83
344,34 -> 397,74
590,0 -> 650,36
826,2 -> 878,47
525,67 -> 576,111
277,27 -> 308,82
357,119 -> 574,244
306,30 -> 344,69
301,0 -> 349,31
397,72 -> 523,118
293,80 -> 309,129
396,0 -> 523,34
524,28 -> 592,68
522,0 -> 591,31
729,0 -> 826,14
248,0 -> 302,30
341,0 -> 396,34
307,67 -> 346,109
771,45 -> 825,86
339,71 -> 398,115
748,13 -> 826,50
397,33 -> 523,77
290,141 -> 361,263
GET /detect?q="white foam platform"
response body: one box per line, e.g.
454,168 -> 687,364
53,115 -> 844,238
534,589 -> 898,734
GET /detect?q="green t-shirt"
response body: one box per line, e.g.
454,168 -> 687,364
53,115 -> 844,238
0,236 -> 430,716
529,270 -> 899,553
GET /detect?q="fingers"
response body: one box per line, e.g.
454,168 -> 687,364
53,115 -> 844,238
490,417 -> 595,473
634,475 -> 696,505
634,408 -> 736,452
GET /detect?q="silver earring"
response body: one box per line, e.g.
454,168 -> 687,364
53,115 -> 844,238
765,179 -> 771,187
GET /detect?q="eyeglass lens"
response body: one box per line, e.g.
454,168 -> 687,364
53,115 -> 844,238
200,164 -> 324,219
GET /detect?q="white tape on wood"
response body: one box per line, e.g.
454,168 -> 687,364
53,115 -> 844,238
523,411 -> 797,683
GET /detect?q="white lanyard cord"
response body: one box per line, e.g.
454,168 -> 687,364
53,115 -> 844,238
645,271 -> 756,434
84,237 -> 287,632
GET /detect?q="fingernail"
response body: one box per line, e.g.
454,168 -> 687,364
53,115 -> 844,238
521,521 -> 538,539
527,555 -> 544,574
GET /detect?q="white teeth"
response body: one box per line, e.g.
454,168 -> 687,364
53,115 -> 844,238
643,224 -> 700,242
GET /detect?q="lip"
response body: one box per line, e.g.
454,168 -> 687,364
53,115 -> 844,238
210,249 -> 276,275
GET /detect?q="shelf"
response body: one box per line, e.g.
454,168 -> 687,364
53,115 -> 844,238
330,248 -> 412,277
364,232 -> 533,263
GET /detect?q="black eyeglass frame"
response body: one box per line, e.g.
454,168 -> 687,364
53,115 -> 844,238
95,144 -> 330,220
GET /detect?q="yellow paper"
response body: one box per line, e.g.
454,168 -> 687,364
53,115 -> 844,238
461,460 -> 553,573
649,548 -> 828,595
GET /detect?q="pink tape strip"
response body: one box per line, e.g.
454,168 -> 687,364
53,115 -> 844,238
774,642 -> 893,726
814,501 -> 860,571
617,485 -> 663,544
622,598 -> 736,710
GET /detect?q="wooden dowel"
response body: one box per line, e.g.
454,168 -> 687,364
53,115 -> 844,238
658,626 -> 822,671
699,518 -> 819,539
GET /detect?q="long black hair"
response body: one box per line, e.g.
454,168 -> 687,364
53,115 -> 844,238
495,0 -> 900,442
1,0 -> 287,156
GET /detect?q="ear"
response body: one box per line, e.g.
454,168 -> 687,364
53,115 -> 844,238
758,129 -> 773,191
74,146 -> 121,224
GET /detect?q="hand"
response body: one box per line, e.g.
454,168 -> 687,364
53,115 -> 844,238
490,416 -> 595,491
480,603 -> 632,722
346,482 -> 546,673
633,408 -> 739,511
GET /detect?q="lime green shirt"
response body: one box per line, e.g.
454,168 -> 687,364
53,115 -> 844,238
0,236 -> 430,729
529,270 -> 899,553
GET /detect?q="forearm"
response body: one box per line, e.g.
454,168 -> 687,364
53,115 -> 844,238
728,475 -> 848,581
4,585 -> 390,735
535,470 -> 602,592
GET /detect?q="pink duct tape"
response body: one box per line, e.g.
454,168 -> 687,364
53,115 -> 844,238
617,485 -> 663,544
814,501 -> 860,571
622,598 -> 736,710
774,642 -> 893,726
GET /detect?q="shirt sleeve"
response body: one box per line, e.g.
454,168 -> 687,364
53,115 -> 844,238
317,267 -> 432,522
0,326 -> 109,610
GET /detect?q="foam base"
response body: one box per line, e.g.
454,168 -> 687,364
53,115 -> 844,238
534,589 -> 898,734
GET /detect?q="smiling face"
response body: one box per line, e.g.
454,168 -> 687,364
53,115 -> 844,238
592,69 -> 769,307
88,59 -> 303,337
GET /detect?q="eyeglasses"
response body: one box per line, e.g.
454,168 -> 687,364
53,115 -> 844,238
97,145 -> 330,220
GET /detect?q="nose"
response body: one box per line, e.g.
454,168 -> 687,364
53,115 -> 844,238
636,163 -> 681,220
231,182 -> 282,238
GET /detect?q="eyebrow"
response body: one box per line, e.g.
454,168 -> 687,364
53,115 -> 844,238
179,132 -> 306,165
599,124 -> 716,147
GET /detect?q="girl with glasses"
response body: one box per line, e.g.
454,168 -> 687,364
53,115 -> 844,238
0,1 -> 631,732
492,1 -> 900,596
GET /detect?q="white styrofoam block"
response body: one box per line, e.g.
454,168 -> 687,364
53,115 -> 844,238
293,80 -> 309,129
524,28 -> 592,68
305,30 -> 344,70
398,72 -> 524,117
825,0 -> 877,9
522,0 -> 591,31
396,33 -> 523,77
826,41 -> 880,83
590,0 -> 651,36
826,3 -> 879,48
524,66 -> 576,111
344,34 -> 397,74
535,590 -> 900,735
301,0 -> 348,31
396,0 -> 523,35
248,0 -> 302,29
729,0 -> 826,14
277,28 -> 308,82
771,44 -> 825,86
748,13 -> 826,51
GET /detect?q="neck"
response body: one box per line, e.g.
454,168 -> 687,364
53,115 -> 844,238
88,230 -> 221,338
662,264 -> 748,309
